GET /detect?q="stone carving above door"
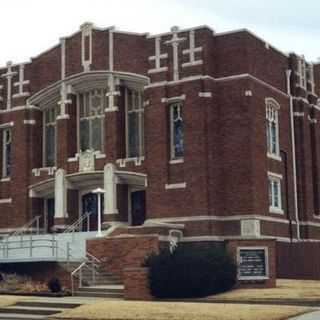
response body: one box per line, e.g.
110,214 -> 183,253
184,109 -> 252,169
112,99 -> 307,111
79,149 -> 95,172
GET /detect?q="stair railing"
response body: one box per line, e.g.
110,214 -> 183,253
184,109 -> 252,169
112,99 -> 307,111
63,212 -> 92,239
71,252 -> 102,295
0,215 -> 42,249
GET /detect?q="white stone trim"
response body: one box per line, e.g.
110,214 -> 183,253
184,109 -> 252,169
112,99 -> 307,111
267,153 -> 282,162
148,67 -> 168,74
268,171 -> 283,179
1,62 -> 17,110
198,92 -> 212,98
0,177 -> 10,182
13,64 -> 30,98
23,120 -> 36,125
169,158 -> 184,165
293,112 -> 304,117
32,167 -> 56,177
0,198 -> 12,204
165,28 -> 186,81
161,94 -> 186,104
182,60 -> 203,68
146,214 -> 294,225
143,100 -> 150,107
165,182 -> 186,190
0,122 -> 14,129
0,105 -> 40,114
148,37 -> 168,72
147,25 -> 214,39
56,114 -> 70,120
81,22 -> 93,72
146,73 -> 288,99
60,38 -> 66,80
116,157 -> 145,168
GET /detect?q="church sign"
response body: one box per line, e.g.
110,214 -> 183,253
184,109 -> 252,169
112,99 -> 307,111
237,247 -> 268,280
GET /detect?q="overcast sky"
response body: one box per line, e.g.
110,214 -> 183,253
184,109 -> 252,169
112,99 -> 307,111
0,0 -> 319,66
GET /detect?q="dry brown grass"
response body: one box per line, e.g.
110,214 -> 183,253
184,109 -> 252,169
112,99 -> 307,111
53,301 -> 311,320
0,295 -> 25,307
210,279 -> 320,301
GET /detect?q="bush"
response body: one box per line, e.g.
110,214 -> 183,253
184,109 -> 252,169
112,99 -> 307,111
144,246 -> 237,298
47,277 -> 62,293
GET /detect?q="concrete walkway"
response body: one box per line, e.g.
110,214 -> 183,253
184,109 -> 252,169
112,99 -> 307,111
290,311 -> 320,319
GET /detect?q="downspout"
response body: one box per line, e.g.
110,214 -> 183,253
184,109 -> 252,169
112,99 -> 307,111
286,69 -> 300,240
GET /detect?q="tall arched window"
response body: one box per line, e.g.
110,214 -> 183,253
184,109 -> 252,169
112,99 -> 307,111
170,102 -> 183,160
125,88 -> 144,158
77,89 -> 107,153
266,98 -> 280,159
43,106 -> 56,167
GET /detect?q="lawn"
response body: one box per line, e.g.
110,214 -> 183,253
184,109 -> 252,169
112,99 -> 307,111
209,279 -> 320,301
52,300 -> 311,320
0,295 -> 26,307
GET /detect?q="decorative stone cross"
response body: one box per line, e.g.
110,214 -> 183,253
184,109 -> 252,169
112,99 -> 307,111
1,61 -> 17,110
105,75 -> 120,111
13,64 -> 30,98
149,37 -> 168,72
57,82 -> 72,118
165,27 -> 186,81
182,30 -> 203,66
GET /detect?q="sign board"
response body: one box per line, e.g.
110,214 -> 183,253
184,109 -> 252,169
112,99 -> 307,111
238,247 -> 268,280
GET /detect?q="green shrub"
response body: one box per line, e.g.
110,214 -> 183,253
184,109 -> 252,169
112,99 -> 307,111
144,246 -> 237,298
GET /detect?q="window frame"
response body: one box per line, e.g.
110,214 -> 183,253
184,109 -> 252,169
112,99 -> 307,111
266,98 -> 281,161
2,128 -> 12,179
125,87 -> 144,159
77,89 -> 106,154
268,172 -> 283,214
169,101 -> 184,161
298,57 -> 307,89
43,106 -> 57,168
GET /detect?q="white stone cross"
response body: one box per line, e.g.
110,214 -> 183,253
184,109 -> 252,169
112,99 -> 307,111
13,64 -> 30,98
165,27 -> 186,81
1,61 -> 17,110
148,37 -> 168,73
57,82 -> 72,118
105,75 -> 120,112
182,30 -> 203,67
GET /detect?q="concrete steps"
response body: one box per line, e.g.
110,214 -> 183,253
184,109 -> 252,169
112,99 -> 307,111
74,284 -> 124,298
0,299 -> 82,320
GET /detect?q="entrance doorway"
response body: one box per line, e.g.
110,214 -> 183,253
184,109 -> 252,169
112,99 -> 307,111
45,198 -> 55,233
130,190 -> 146,226
81,193 -> 104,231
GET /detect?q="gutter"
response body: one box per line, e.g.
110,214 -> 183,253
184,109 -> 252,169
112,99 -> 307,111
286,69 -> 300,240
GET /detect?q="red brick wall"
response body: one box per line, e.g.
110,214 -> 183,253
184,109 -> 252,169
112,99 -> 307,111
277,241 -> 320,280
87,235 -> 160,279
123,267 -> 153,300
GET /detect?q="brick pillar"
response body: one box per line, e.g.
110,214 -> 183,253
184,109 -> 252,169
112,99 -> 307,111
294,100 -> 315,237
56,94 -> 77,170
104,78 -> 124,162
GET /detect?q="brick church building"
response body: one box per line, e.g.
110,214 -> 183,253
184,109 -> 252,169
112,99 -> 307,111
1,23 -> 320,289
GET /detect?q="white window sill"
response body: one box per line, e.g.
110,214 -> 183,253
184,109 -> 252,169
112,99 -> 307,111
165,182 -> 186,190
267,153 -> 282,162
0,177 -> 10,182
269,207 -> 284,214
169,158 -> 184,165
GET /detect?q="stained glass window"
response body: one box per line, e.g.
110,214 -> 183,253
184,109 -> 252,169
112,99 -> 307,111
78,89 -> 107,152
2,129 -> 11,177
266,99 -> 280,157
170,102 -> 183,159
126,88 -> 144,158
44,107 -> 56,167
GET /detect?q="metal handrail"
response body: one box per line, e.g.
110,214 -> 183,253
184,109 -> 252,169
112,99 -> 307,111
10,215 -> 42,237
71,252 -> 102,295
63,212 -> 92,235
